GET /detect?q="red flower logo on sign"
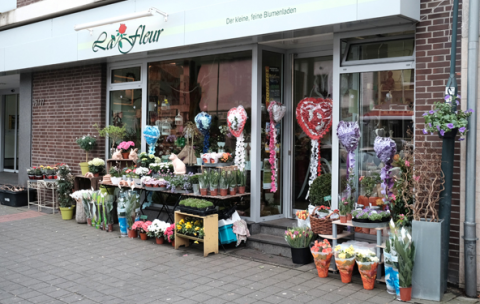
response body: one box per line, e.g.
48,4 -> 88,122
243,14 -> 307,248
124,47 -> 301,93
118,24 -> 127,34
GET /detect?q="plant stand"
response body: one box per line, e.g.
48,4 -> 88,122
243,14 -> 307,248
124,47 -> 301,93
174,211 -> 218,257
28,180 -> 58,214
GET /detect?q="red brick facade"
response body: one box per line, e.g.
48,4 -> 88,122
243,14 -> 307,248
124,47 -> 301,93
17,0 -> 43,8
415,0 -> 462,283
32,64 -> 107,176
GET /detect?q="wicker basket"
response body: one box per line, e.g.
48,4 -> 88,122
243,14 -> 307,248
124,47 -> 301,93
310,207 -> 344,235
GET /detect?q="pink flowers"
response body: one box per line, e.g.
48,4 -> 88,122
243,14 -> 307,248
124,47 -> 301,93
117,141 -> 135,151
413,175 -> 420,182
132,220 -> 152,233
359,176 -> 364,182
405,160 -> 410,167
164,224 -> 175,242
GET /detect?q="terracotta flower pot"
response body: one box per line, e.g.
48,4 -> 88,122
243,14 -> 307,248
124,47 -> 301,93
94,173 -> 100,177
369,197 -> 380,206
128,229 -> 137,239
340,215 -> 347,223
400,286 -> 412,301
357,195 -> 369,207
171,240 -> 175,247
347,213 -> 352,221
210,189 -> 218,196
362,228 -> 370,234
107,224 -> 113,232
156,237 -> 164,245
357,261 -> 378,290
238,186 -> 246,194
200,188 -> 207,195
122,152 -> 129,159
139,232 -> 148,240
312,251 -> 332,278
229,188 -> 237,196
220,189 -> 228,196
87,218 -> 92,226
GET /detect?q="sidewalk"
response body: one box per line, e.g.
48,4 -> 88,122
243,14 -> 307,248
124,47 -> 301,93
0,205 -> 475,304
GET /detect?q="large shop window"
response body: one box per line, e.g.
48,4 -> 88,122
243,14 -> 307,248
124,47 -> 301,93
147,51 -> 252,216
109,88 -> 143,149
338,69 -> 414,203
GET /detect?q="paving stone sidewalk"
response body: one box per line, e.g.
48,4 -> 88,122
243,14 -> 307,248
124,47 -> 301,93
0,206 -> 475,304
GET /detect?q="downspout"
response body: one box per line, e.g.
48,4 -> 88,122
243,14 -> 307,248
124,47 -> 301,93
464,0 -> 478,297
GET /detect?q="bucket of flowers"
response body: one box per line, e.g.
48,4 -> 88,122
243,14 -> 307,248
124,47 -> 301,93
334,245 -> 356,283
284,227 -> 315,265
355,249 -> 380,290
311,239 -> 333,278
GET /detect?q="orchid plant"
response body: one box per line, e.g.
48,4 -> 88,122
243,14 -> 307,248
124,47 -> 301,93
422,94 -> 473,140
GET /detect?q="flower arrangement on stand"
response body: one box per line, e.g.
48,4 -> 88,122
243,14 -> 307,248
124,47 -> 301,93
334,245 -> 356,283
355,249 -> 380,290
87,158 -> 105,177
284,227 -> 315,264
311,239 -> 332,277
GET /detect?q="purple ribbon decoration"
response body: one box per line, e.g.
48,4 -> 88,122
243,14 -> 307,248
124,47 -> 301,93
337,121 -> 361,198
373,136 -> 397,207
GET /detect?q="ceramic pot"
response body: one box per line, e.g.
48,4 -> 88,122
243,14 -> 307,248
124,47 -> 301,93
369,197 -> 380,206
156,237 -> 164,245
229,188 -> 237,196
128,229 -> 137,239
59,206 -> 75,220
400,286 -> 412,301
200,188 -> 207,195
357,195 -> 369,207
220,189 -> 228,196
140,232 -> 148,240
238,186 -> 246,194
340,215 -> 347,223
35,175 -> 43,180
122,152 -> 129,159
28,175 -> 35,180
210,189 -> 218,196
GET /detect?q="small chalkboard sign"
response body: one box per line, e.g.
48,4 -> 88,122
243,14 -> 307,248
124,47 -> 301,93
140,215 -> 148,220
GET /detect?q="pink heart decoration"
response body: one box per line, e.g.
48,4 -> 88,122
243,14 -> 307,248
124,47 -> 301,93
227,106 -> 248,138
295,98 -> 333,140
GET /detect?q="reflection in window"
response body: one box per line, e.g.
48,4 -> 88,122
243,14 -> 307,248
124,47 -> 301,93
346,38 -> 415,61
109,89 -> 142,150
339,69 -> 414,203
111,67 -> 141,83
147,51 -> 252,216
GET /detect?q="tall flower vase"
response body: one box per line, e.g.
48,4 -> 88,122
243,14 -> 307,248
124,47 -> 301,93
334,253 -> 356,283
357,261 -> 378,290
312,251 -> 332,278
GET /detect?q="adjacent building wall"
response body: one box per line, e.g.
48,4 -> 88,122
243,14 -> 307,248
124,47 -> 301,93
415,0 -> 462,284
31,64 -> 107,176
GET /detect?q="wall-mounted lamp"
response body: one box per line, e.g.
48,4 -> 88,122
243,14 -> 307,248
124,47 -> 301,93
74,7 -> 168,34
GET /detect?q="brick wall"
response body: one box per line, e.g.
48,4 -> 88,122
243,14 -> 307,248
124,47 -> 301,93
17,0 -> 43,8
415,0 -> 462,284
32,64 -> 107,176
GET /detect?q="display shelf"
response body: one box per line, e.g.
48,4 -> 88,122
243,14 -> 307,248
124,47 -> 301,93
332,220 -> 387,229
174,211 -> 218,257
318,232 -> 353,240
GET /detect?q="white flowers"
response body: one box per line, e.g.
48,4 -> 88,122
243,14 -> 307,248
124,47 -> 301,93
134,167 -> 149,176
88,158 -> 105,166
148,219 -> 170,237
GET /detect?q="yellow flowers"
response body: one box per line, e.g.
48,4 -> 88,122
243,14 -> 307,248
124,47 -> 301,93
334,245 -> 342,252
176,216 -> 204,239
179,219 -> 185,225
335,245 -> 356,259
338,253 -> 346,259
195,227 -> 200,231
177,225 -> 182,230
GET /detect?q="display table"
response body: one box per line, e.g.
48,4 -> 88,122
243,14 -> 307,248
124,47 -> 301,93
174,211 -> 218,257
27,180 -> 58,214
325,220 -> 387,282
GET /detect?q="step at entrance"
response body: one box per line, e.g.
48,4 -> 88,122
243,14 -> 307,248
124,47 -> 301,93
247,218 -> 297,258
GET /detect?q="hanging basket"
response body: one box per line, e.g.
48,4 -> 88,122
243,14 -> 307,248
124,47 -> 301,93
310,207 -> 343,235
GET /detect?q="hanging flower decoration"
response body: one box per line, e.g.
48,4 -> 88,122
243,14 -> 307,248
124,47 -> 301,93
267,101 -> 286,193
336,121 -> 361,199
143,126 -> 160,155
194,112 -> 212,153
296,98 -> 333,193
227,106 -> 248,171
373,136 -> 397,207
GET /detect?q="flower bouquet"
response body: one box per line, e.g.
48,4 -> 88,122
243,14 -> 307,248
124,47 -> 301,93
355,249 -> 380,290
311,239 -> 333,278
87,158 -> 105,177
147,219 -> 170,244
284,227 -> 315,264
296,210 -> 310,228
219,152 -> 233,164
334,245 -> 356,283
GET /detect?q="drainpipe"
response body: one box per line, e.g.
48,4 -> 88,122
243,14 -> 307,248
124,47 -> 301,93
439,0 -> 459,287
464,0 -> 478,297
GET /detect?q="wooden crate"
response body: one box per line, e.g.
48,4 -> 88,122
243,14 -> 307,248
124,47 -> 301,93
106,159 -> 135,173
74,176 -> 103,191
174,211 -> 218,257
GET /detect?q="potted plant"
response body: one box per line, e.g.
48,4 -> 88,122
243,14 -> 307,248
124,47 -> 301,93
43,166 -> 56,179
385,222 -> 400,297
190,174 -> 200,195
228,171 -> 237,195
147,219 -> 169,244
209,171 -> 220,196
138,152 -> 156,168
359,173 -> 381,206
309,173 -> 332,208
27,167 -> 36,180
219,171 -> 228,196
219,152 -> 233,165
284,227 -> 315,264
334,245 -> 356,283
81,190 -> 93,226
311,239 -> 332,278
394,226 -> 415,302
87,158 -> 105,177
352,208 -> 391,224
238,170 -> 246,194
338,197 -> 350,223
57,164 -> 75,220
198,171 -> 209,195
94,124 -> 126,157
165,223 -> 175,247
117,141 -> 135,159
76,134 -> 97,174
355,249 -> 380,290
34,166 -> 43,179
103,193 -> 115,232
217,125 -> 229,152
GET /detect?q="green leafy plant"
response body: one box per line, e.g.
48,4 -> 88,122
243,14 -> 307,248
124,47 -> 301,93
209,171 -> 220,190
309,173 -> 332,206
359,173 -> 381,198
94,124 -> 126,149
238,170 -> 246,187
198,171 -> 209,189
219,171 -> 228,190
422,95 -> 473,140
190,175 -> 199,185
109,166 -> 121,178
76,135 -> 97,162
228,171 -> 237,189
57,164 -> 75,208
394,227 -> 416,288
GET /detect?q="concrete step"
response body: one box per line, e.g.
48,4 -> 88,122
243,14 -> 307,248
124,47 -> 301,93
258,218 -> 296,237
246,233 -> 292,258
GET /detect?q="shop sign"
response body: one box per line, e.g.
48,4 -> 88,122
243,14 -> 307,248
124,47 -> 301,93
92,23 -> 164,54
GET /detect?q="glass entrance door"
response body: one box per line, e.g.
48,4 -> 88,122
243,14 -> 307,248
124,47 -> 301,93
292,56 -> 333,213
4,94 -> 19,172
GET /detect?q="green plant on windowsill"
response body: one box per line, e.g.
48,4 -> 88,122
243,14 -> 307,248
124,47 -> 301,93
309,173 -> 332,207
